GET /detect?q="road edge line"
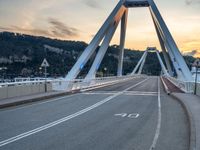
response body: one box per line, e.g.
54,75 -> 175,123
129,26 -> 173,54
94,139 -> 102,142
160,77 -> 170,95
161,76 -> 195,150
149,77 -> 161,150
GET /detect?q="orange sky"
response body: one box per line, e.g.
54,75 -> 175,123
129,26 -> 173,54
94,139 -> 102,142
0,0 -> 199,57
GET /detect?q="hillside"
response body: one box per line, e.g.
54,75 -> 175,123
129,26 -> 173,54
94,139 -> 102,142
0,32 -> 195,79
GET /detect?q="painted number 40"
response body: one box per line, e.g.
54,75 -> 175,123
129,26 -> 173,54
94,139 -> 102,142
114,113 -> 140,119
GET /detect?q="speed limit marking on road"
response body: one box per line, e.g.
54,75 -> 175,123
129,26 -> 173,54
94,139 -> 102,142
114,113 -> 140,119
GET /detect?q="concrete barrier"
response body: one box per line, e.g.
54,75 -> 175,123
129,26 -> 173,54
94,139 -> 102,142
0,82 -> 52,100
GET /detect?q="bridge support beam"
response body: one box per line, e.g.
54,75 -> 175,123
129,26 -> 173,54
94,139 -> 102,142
148,0 -> 193,81
137,51 -> 148,74
117,9 -> 128,76
150,9 -> 183,79
85,9 -> 125,80
152,16 -> 173,76
155,50 -> 169,76
131,50 -> 148,75
132,48 -> 169,76
65,0 -> 193,84
65,0 -> 126,81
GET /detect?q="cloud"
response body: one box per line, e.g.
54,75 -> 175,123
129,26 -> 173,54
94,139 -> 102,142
185,0 -> 200,5
0,18 -> 79,39
0,26 -> 51,36
48,18 -> 79,38
183,50 -> 200,57
82,0 -> 101,8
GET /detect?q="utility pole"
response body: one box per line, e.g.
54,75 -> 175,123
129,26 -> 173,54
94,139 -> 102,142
194,59 -> 199,95
41,58 -> 50,92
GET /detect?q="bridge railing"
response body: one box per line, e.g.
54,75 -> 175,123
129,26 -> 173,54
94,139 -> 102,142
0,80 -> 52,99
165,76 -> 200,94
0,75 -> 143,99
52,75 -> 143,91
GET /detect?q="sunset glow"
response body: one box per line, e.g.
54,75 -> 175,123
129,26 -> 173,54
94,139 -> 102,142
0,0 -> 199,57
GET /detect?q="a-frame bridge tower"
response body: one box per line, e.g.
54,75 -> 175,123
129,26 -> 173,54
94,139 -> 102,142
65,0 -> 193,81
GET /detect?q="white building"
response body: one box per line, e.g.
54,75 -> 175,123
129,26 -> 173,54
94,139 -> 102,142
191,67 -> 200,82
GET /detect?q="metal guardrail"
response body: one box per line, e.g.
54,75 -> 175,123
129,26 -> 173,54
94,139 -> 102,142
166,76 -> 200,93
14,77 -> 46,82
0,80 -> 51,88
52,75 -> 143,91
0,75 -> 143,91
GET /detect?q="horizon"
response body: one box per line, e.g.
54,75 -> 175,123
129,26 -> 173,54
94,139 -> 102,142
0,0 -> 200,57
0,31 -> 198,58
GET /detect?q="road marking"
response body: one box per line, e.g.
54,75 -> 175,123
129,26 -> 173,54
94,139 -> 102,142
115,113 -> 127,117
124,93 -> 157,96
82,92 -> 115,95
149,77 -> 162,150
115,113 -> 140,118
83,92 -> 157,96
0,78 -> 148,147
127,113 -> 140,118
125,91 -> 158,94
82,91 -> 158,96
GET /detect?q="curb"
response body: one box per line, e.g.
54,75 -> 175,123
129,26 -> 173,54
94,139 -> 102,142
160,77 -> 196,150
0,90 -> 80,109
170,93 -> 196,150
160,77 -> 170,95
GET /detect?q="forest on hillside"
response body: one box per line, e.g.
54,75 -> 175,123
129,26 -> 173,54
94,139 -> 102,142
0,32 -> 195,79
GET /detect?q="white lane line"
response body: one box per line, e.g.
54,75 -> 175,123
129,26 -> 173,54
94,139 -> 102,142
124,93 -> 157,96
84,91 -> 158,94
149,77 -> 162,150
83,92 -> 157,96
125,91 -> 158,94
0,78 -> 148,147
82,92 -> 115,95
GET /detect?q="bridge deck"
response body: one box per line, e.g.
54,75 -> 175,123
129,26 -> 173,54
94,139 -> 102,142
0,77 -> 189,150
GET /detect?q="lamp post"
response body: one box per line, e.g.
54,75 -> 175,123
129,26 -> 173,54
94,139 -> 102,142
103,67 -> 107,77
194,59 -> 199,95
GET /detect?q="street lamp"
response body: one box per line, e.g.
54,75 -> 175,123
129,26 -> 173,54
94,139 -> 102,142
194,59 -> 199,95
103,67 -> 107,77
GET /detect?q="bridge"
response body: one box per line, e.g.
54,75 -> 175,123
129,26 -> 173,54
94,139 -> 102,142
0,0 -> 200,150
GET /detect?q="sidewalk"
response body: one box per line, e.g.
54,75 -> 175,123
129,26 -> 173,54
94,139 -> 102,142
162,77 -> 184,93
171,93 -> 200,150
0,90 -> 76,109
161,77 -> 200,150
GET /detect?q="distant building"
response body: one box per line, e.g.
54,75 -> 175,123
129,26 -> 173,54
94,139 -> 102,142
191,59 -> 200,81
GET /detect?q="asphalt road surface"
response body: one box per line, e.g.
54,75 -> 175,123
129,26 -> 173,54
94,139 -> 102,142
0,76 -> 189,150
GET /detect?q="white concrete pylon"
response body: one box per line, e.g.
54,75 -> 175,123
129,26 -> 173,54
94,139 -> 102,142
151,14 -> 173,76
131,50 -> 148,75
85,9 -> 126,80
148,0 -> 193,81
137,51 -> 148,74
65,0 -> 193,83
117,9 -> 128,76
151,16 -> 183,79
155,50 -> 169,76
65,0 -> 126,81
